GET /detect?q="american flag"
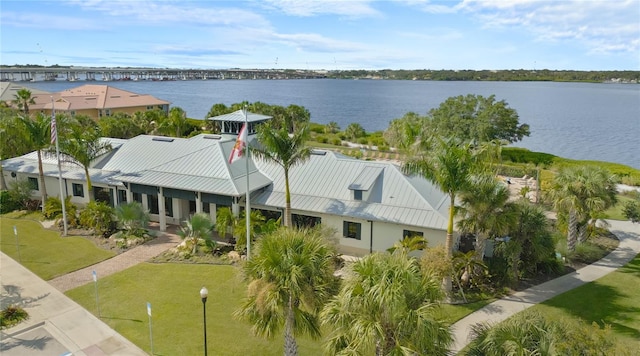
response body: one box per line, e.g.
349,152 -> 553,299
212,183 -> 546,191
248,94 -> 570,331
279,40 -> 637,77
50,117 -> 57,144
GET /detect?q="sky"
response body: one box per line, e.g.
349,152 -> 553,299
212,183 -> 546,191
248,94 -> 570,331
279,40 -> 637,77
1,0 -> 638,70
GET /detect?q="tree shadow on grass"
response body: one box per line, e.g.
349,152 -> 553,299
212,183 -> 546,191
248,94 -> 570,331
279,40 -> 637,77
100,316 -> 143,323
542,282 -> 640,341
618,255 -> 640,277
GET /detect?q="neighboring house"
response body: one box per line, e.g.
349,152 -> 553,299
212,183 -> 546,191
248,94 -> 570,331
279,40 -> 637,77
0,82 -> 51,105
1,110 -> 450,255
3,83 -> 170,119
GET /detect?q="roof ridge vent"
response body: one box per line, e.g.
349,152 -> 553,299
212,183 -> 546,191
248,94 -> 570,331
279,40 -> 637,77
203,134 -> 222,140
311,149 -> 327,155
152,137 -> 174,142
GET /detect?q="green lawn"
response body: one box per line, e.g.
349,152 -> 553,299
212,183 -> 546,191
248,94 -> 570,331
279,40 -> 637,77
66,263 -> 326,355
531,253 -> 640,348
0,216 -> 116,280
604,195 -> 636,221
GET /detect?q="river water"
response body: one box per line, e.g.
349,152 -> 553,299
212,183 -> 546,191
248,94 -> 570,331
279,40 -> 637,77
26,79 -> 640,169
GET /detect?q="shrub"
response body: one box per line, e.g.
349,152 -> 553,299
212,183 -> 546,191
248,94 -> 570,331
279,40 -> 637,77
0,305 -> 29,330
622,200 -> 640,223
115,201 -> 150,237
331,138 -> 342,146
567,242 -> 607,264
80,201 -> 116,237
357,137 -> 368,145
501,147 -> 556,166
309,122 -> 325,134
0,190 -> 19,213
43,196 -> 78,227
7,179 -> 34,210
316,135 -> 329,144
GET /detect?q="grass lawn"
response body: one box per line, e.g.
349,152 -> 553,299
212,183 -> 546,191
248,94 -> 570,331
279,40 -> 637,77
0,215 -> 116,280
531,253 -> 640,348
604,195 -> 636,221
65,263 -> 326,356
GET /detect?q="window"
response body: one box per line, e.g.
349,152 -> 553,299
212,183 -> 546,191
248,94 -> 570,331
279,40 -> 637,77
118,190 -> 127,204
203,202 -> 211,213
403,230 -> 424,239
293,214 -> 321,228
28,177 -> 39,191
105,109 -> 111,116
147,105 -> 153,110
353,190 -> 363,201
165,197 -> 173,217
133,192 -> 142,203
343,221 -> 361,240
72,183 -> 84,197
147,194 -> 159,214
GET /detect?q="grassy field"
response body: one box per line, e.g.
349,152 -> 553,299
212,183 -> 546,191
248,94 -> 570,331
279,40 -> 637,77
531,253 -> 640,348
0,215 -> 115,280
65,262 -> 487,355
65,263 -> 326,355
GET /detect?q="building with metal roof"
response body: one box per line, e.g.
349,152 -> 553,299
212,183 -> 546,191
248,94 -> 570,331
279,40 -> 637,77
1,113 -> 450,255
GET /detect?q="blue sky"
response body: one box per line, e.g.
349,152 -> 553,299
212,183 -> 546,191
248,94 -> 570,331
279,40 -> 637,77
1,0 -> 638,70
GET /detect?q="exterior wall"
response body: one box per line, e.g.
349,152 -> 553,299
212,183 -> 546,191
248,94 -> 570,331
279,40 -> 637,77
297,211 -> 447,257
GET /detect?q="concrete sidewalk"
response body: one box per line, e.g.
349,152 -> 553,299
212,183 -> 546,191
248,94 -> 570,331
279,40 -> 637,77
449,219 -> 640,354
0,252 -> 148,356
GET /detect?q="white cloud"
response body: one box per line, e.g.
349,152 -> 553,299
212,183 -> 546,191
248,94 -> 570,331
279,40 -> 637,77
261,0 -> 381,17
0,11 -> 100,30
465,0 -> 640,54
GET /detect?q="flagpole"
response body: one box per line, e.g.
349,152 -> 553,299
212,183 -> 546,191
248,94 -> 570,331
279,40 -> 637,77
52,97 -> 68,236
244,107 -> 251,260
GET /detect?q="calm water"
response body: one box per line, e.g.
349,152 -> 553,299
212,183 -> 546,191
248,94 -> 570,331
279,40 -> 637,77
26,79 -> 640,169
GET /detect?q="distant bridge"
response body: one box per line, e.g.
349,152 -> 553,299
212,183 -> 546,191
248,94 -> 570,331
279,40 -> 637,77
0,67 -> 328,82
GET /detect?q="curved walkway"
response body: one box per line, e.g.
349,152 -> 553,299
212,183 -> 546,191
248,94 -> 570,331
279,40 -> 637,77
449,219 -> 640,354
49,225 -> 182,292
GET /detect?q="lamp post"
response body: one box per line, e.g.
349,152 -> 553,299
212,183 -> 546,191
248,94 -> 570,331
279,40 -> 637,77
200,286 -> 208,356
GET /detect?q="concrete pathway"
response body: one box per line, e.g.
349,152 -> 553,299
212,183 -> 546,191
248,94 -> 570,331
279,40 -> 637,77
449,219 -> 640,354
0,251 -> 148,356
49,226 -> 182,292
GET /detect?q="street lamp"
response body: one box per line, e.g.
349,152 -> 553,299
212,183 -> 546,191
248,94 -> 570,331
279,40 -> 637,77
200,286 -> 208,356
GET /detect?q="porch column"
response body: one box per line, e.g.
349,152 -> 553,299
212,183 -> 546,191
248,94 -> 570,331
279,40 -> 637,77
210,204 -> 217,224
126,186 -> 132,203
158,187 -> 166,232
231,197 -> 240,217
196,192 -> 202,213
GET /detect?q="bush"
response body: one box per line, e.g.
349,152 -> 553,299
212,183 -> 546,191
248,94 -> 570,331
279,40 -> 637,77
501,147 -> 556,166
331,138 -> 342,146
622,200 -> 640,223
0,190 -> 19,214
316,135 -> 328,144
43,196 -> 78,227
567,242 -> 608,264
0,305 -> 29,330
80,201 -> 116,237
357,137 -> 368,145
7,179 -> 34,211
309,122 -> 325,134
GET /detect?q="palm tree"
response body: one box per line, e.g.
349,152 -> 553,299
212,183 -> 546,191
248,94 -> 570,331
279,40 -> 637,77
60,124 -> 112,201
402,137 -> 490,293
17,113 -> 52,211
386,234 -> 428,254
344,122 -> 365,141
321,250 -> 452,355
178,213 -> 213,254
13,88 -> 35,114
252,122 -> 312,227
456,175 -> 517,259
497,200 -> 552,284
115,201 -> 150,237
324,121 -> 340,134
0,108 -> 30,190
235,227 -> 336,356
547,166 -> 618,251
159,106 -> 188,137
467,311 -> 562,356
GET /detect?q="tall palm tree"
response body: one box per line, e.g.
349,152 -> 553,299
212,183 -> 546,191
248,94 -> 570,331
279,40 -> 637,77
13,88 -> 35,114
547,166 -> 618,251
456,175 -> 517,259
159,106 -> 188,137
321,250 -> 452,355
0,108 -> 30,190
17,113 -> 52,210
235,227 -> 336,356
178,213 -> 213,254
402,137 -> 491,293
252,122 -> 311,227
60,124 -> 112,201
498,200 -> 551,283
